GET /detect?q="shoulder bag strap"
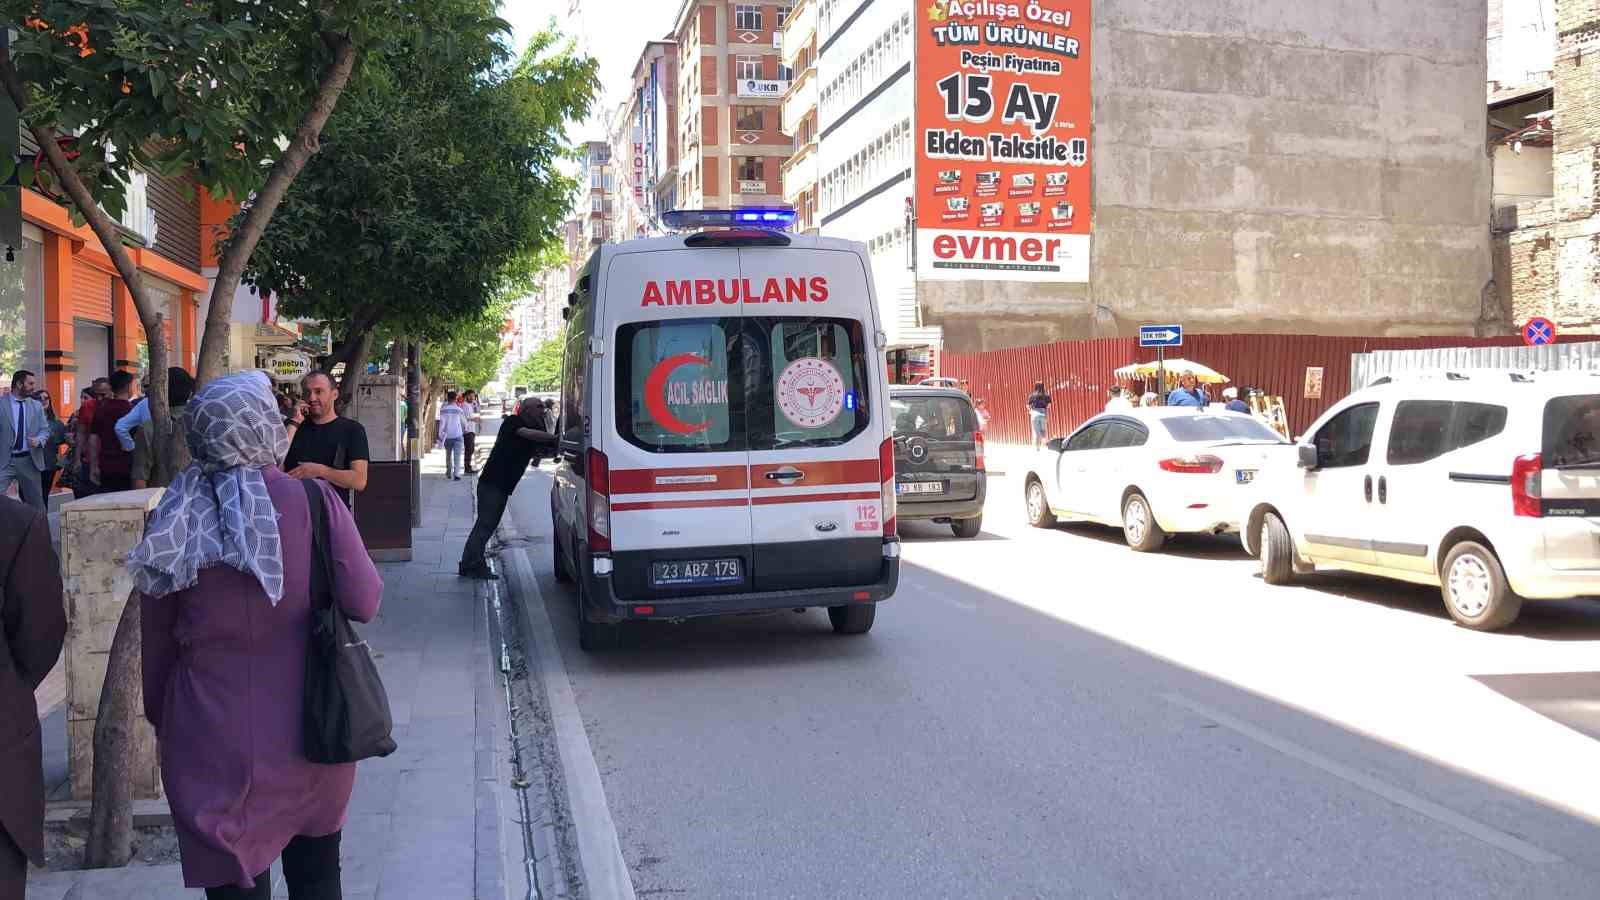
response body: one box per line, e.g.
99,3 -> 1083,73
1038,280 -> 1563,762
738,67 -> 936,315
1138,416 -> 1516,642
302,480 -> 335,612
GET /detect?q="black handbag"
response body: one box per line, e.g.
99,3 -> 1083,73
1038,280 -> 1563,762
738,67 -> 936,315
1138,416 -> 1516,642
301,479 -> 397,764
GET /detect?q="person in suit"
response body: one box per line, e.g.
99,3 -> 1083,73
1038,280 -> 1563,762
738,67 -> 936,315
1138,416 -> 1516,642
1,371 -> 52,511
0,495 -> 68,900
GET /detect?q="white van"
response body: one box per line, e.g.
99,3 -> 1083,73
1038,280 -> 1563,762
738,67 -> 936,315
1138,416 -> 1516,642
1244,369 -> 1600,630
549,210 -> 901,650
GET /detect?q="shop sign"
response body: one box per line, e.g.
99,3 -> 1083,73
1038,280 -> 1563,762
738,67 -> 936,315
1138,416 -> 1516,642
266,350 -> 312,384
739,179 -> 768,194
737,78 -> 786,98
914,0 -> 1092,283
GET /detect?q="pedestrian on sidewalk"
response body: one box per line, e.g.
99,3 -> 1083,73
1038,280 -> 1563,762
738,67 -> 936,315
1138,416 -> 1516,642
72,378 -> 110,499
1026,381 -> 1051,450
283,371 -> 370,508
115,366 -> 194,458
1105,386 -> 1133,412
1167,371 -> 1210,409
2,371 -> 51,511
88,371 -> 138,493
439,390 -> 466,481
973,397 -> 991,431
129,372 -> 384,900
1223,386 -> 1250,414
131,368 -> 196,490
0,495 -> 67,900
462,390 -> 481,475
459,397 -> 558,579
29,388 -> 68,497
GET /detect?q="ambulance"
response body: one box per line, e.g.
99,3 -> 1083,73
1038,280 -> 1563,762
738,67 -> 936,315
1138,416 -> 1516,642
549,209 -> 901,651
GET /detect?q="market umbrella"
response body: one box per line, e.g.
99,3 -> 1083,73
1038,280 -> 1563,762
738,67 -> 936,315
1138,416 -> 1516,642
1113,359 -> 1231,385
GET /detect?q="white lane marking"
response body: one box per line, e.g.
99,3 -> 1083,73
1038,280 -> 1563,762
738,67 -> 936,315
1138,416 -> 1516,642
503,543 -> 639,899
1163,693 -> 1565,865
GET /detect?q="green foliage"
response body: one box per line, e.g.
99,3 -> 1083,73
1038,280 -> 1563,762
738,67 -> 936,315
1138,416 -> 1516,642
421,302 -> 512,393
239,4 -> 597,341
0,0 -> 460,216
509,335 -> 564,392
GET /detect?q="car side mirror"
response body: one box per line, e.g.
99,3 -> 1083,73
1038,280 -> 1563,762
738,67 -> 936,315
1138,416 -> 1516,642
1297,443 -> 1319,470
1045,437 -> 1064,453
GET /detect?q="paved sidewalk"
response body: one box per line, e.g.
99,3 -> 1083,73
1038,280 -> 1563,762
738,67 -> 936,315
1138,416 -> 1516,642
26,452 -> 521,900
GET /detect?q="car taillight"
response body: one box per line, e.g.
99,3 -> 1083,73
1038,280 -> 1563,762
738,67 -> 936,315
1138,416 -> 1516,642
1159,454 -> 1224,474
879,436 -> 897,538
974,430 -> 986,472
1512,453 -> 1543,518
587,448 -> 611,552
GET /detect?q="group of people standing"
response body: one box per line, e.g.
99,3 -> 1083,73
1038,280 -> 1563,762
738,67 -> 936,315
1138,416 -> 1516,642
1019,371 -> 1263,449
435,389 -> 483,481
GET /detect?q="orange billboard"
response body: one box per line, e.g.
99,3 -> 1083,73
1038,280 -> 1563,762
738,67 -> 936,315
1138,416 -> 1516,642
914,0 -> 1091,283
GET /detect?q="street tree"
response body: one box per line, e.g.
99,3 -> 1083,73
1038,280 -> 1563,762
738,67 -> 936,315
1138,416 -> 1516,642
509,335 -> 566,393
0,1 -> 466,868
238,10 -> 596,407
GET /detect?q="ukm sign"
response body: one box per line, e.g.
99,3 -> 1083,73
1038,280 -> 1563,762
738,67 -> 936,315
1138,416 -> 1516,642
914,0 -> 1092,283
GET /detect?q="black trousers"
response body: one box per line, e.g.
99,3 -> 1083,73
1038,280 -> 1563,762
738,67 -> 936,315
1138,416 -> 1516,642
0,827 -> 25,900
462,431 -> 477,471
204,831 -> 341,900
461,481 -> 510,568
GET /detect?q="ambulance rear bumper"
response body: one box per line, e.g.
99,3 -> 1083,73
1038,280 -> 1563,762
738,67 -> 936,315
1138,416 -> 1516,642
580,555 -> 900,622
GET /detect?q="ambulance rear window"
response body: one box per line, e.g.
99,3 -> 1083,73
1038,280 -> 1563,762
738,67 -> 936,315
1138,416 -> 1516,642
749,317 -> 870,450
616,319 -> 742,453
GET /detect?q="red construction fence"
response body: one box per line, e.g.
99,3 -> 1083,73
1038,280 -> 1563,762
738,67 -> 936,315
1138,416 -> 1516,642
941,333 -> 1592,446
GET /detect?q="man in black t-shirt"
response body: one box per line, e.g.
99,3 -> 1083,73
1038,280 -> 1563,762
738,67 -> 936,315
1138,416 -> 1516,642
284,371 -> 370,507
460,397 -> 557,579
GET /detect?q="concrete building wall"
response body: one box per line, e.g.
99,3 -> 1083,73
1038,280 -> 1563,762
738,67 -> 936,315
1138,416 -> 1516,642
922,0 -> 1494,352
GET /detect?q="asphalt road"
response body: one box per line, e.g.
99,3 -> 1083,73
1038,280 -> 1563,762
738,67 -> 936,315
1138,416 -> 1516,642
506,465 -> 1600,898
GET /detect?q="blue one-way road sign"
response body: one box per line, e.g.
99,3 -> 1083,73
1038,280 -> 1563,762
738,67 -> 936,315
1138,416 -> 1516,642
1139,324 -> 1183,348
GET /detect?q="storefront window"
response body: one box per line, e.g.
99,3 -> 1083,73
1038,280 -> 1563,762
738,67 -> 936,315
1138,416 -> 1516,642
0,239 -> 44,383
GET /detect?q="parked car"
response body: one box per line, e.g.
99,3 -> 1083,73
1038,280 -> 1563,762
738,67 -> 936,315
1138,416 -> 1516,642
916,377 -> 962,389
1242,369 -> 1600,630
890,386 -> 987,537
1023,408 -> 1290,551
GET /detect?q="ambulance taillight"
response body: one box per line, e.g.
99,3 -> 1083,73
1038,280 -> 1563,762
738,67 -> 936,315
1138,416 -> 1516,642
879,436 -> 897,539
587,448 -> 611,553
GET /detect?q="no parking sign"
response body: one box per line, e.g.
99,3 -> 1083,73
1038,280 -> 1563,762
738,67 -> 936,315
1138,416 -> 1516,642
1523,317 -> 1556,348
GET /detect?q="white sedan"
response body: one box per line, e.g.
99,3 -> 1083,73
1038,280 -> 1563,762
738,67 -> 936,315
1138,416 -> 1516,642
1022,408 -> 1292,551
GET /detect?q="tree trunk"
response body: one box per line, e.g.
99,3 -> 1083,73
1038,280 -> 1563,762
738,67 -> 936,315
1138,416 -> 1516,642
387,339 -> 406,376
405,342 -> 421,459
195,36 -> 361,387
334,330 -> 374,417
83,592 -> 142,869
420,376 -> 444,451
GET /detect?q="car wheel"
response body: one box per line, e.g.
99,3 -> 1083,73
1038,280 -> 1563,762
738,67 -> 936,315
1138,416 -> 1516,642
1122,492 -> 1167,552
828,603 -> 876,634
1025,479 -> 1056,528
952,516 -> 982,538
1441,541 -> 1523,631
1260,512 -> 1295,586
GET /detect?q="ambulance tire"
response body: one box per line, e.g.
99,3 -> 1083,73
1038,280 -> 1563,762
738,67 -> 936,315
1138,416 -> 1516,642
552,533 -> 573,583
828,603 -> 875,635
576,579 -> 620,652
951,516 -> 982,538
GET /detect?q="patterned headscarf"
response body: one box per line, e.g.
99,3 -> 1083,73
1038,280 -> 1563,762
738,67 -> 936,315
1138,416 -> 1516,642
127,371 -> 290,603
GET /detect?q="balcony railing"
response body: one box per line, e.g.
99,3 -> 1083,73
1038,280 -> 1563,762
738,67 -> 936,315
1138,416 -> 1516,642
781,65 -> 817,136
778,0 -> 816,69
781,141 -> 818,204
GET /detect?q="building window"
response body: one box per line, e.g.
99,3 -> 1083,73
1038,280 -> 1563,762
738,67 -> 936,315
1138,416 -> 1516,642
736,106 -> 764,131
736,55 -> 762,81
777,4 -> 792,27
738,157 -> 764,182
777,63 -> 794,82
591,169 -> 605,189
592,196 -> 603,212
735,4 -> 762,31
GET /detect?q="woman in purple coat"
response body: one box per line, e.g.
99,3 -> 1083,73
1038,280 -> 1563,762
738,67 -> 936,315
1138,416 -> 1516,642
129,372 -> 383,899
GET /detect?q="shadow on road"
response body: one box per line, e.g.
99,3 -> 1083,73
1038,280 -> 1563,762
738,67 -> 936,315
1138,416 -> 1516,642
1272,571 -> 1600,642
1043,520 -> 1252,561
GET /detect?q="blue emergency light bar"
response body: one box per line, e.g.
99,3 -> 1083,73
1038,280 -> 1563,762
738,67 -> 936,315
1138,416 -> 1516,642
662,207 -> 797,231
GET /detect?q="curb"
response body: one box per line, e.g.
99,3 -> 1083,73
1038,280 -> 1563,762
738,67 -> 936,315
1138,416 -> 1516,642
498,521 -> 637,900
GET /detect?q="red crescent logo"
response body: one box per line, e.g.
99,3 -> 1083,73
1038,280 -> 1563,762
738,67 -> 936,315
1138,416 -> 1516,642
643,353 -> 713,435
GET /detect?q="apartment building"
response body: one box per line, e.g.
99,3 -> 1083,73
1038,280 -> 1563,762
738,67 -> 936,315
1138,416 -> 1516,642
673,0 -> 796,210
578,140 -> 614,249
777,0 -> 818,232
